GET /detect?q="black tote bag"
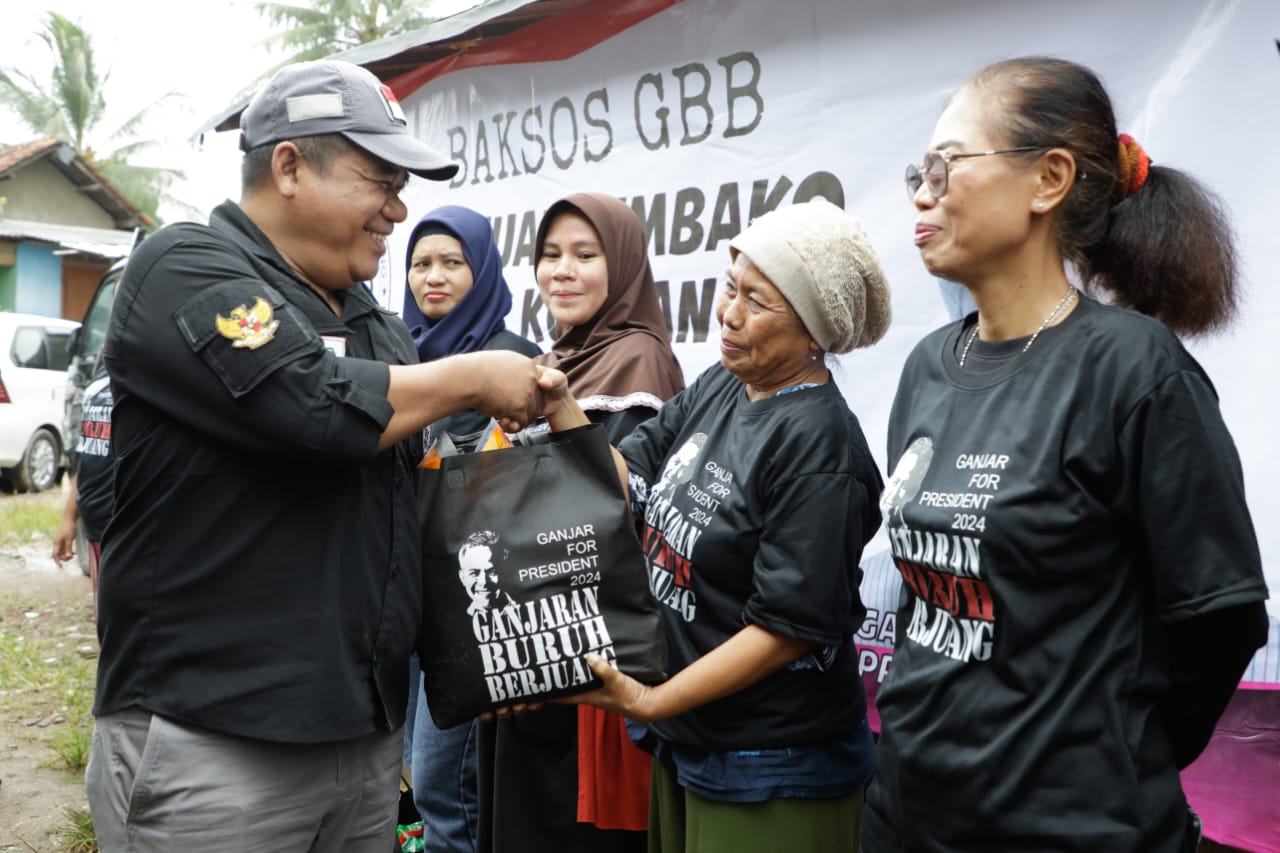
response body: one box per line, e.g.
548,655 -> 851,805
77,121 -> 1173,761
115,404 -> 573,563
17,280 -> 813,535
416,423 -> 667,729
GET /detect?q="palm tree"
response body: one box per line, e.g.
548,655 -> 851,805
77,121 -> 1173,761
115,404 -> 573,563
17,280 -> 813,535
255,0 -> 437,68
0,12 -> 185,225
0,13 -> 104,151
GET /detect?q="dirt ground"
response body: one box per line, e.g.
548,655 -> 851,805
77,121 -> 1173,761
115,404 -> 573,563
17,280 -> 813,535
0,533 -> 94,853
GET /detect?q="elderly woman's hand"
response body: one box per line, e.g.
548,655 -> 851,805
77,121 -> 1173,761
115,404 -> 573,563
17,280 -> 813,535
565,625 -> 816,725
536,365 -> 569,401
559,653 -> 664,723
536,366 -> 592,433
536,365 -> 631,495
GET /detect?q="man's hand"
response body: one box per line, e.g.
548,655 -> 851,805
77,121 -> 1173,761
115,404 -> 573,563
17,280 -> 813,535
386,351 -> 546,447
465,351 -> 545,433
52,491 -> 78,568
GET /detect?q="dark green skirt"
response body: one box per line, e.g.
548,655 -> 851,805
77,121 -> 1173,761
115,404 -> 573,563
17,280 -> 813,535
647,759 -> 864,853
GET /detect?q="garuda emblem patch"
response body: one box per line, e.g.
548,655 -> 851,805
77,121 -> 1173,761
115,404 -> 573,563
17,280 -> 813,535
215,297 -> 279,349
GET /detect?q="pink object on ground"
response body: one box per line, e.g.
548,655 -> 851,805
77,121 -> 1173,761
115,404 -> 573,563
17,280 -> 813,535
1181,687 -> 1280,853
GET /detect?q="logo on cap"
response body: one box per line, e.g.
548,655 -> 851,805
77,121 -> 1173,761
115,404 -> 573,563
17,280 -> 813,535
378,84 -> 406,125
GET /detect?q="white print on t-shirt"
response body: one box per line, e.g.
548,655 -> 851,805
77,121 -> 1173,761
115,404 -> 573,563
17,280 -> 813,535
77,401 -> 112,458
884,437 -> 1001,663
653,433 -> 708,500
641,436 -> 733,623
77,375 -> 113,459
881,436 -> 934,525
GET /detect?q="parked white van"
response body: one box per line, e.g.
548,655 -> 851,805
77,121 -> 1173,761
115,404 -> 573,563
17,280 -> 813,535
0,312 -> 80,492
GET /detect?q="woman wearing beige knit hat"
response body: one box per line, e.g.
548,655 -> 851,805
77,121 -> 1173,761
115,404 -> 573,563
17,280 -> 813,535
725,196 -> 891,364
532,197 -> 891,852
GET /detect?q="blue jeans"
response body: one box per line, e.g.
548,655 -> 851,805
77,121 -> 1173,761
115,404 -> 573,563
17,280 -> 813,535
410,671 -> 479,853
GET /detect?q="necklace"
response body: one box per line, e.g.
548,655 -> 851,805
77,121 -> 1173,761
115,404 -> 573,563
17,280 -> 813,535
959,288 -> 1078,368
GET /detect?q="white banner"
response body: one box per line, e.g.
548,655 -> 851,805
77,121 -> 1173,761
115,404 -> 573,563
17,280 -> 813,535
386,0 -> 1280,681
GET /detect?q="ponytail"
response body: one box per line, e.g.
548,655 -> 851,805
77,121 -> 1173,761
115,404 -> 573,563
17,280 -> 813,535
966,57 -> 1239,336
1089,164 -> 1237,336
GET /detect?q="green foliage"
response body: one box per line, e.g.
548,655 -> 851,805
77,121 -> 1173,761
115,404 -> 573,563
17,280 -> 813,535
0,12 -> 185,226
0,13 -> 103,151
0,582 -> 99,852
0,491 -> 64,547
50,803 -> 98,853
255,0 -> 437,70
50,717 -> 94,772
0,597 -> 97,725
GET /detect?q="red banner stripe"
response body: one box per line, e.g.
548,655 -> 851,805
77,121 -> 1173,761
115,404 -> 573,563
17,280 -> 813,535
387,0 -> 682,98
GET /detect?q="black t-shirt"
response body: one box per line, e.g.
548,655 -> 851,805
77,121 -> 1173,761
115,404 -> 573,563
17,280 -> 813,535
618,365 -> 882,751
97,201 -> 422,743
863,296 -> 1269,853
73,366 -> 114,541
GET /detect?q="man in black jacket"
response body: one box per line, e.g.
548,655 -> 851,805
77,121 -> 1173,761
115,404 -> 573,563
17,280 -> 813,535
86,60 -> 543,853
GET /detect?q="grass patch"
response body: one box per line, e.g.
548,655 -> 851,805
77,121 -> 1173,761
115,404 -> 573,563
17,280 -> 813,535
0,587 -> 99,851
0,491 -> 98,851
50,803 -> 98,853
0,487 -> 65,547
0,594 -> 97,723
51,720 -> 94,772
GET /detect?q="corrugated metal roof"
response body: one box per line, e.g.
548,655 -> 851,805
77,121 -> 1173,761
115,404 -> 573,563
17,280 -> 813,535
0,217 -> 140,260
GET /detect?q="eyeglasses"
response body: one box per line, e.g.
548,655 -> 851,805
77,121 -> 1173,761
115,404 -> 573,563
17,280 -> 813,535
904,147 -> 1044,200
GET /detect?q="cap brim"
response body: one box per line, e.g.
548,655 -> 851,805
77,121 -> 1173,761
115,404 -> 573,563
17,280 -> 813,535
342,130 -> 459,181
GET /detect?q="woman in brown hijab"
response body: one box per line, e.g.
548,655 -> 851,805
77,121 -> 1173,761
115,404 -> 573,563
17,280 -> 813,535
533,192 -> 685,442
475,193 -> 683,853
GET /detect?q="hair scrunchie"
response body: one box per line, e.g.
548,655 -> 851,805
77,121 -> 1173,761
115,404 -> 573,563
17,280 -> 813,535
1116,133 -> 1151,198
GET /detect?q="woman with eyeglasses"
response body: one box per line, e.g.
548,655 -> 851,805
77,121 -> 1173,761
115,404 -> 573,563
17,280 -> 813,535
863,56 -> 1269,853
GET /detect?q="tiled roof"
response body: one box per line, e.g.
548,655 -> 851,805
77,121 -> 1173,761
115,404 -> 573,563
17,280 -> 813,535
0,137 -> 62,174
0,137 -> 151,229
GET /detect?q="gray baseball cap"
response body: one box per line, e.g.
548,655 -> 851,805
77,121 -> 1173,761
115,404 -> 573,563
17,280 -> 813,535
239,60 -> 458,181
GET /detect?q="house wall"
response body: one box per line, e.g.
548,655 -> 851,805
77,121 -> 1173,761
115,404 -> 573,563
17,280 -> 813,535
0,260 -> 14,312
13,243 -> 61,316
61,258 -> 110,321
2,159 -> 117,228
